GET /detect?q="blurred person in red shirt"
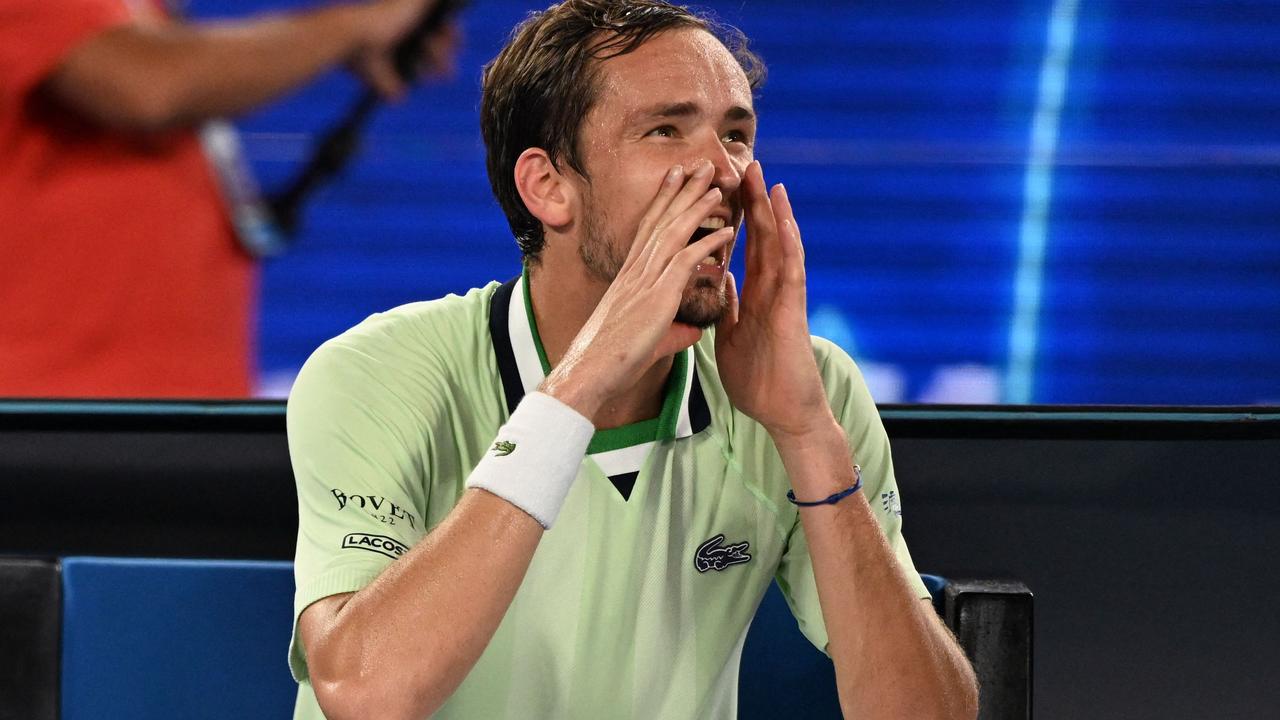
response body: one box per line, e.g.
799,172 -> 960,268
0,0 -> 454,398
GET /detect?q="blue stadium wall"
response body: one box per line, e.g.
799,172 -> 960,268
195,0 -> 1280,404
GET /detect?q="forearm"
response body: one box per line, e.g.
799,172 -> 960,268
305,391 -> 592,719
307,489 -> 543,720
47,4 -> 372,129
773,421 -> 978,720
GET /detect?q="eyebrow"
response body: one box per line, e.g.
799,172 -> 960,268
631,102 -> 756,124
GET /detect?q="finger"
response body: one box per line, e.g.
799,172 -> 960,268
656,225 -> 734,291
626,164 -> 687,269
741,160 -> 779,289
652,322 -> 705,359
715,270 -> 740,342
769,183 -> 805,269
666,159 -> 718,216
643,185 -> 722,278
642,160 -> 718,262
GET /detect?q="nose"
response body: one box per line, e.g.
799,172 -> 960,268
691,134 -> 744,199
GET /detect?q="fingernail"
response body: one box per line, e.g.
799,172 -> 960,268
667,165 -> 683,182
696,161 -> 714,175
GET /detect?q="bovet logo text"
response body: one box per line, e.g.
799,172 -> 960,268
342,533 -> 409,559
331,489 -> 417,529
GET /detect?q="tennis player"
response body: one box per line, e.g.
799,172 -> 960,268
287,2 -> 979,718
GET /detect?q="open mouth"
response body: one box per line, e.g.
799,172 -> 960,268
688,217 -> 729,267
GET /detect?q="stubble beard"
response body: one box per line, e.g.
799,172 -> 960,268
580,206 -> 727,329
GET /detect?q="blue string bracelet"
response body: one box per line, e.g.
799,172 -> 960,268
786,464 -> 863,506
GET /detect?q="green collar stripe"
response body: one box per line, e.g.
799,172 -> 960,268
654,350 -> 688,441
518,267 -> 688,452
587,418 -> 660,454
521,266 -> 552,375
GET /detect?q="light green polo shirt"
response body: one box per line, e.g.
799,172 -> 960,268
287,271 -> 929,719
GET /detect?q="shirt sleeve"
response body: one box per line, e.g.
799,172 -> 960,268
0,0 -> 132,106
286,338 -> 433,681
774,337 -> 932,654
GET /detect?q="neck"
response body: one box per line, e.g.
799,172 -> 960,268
527,262 -> 674,430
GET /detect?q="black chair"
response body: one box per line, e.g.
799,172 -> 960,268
740,575 -> 1032,720
943,578 -> 1034,720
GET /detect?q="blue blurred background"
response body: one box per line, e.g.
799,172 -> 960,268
197,0 -> 1280,405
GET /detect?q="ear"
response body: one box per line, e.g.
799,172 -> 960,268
514,148 -> 576,230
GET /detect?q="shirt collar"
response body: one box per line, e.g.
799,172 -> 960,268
488,269 -> 710,445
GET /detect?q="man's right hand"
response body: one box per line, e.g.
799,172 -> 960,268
540,160 -> 735,423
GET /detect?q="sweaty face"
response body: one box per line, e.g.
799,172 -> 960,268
573,28 -> 756,328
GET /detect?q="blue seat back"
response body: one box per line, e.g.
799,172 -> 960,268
60,557 -> 296,720
59,557 -> 946,719
739,574 -> 948,718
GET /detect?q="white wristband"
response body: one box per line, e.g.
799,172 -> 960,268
465,391 -> 594,529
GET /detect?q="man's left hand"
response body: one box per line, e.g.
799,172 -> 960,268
716,161 -> 834,440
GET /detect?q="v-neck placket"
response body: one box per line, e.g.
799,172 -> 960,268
488,268 -> 712,500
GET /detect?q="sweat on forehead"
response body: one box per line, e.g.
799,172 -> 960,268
592,27 -> 754,100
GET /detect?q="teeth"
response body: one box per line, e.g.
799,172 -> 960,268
698,217 -> 726,230
701,256 -> 720,266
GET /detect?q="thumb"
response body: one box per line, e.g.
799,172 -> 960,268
653,322 -> 704,361
715,271 -> 740,353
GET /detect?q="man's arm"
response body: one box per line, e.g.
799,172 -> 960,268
715,160 -> 978,719
295,160 -> 735,720
42,0 -> 446,131
298,490 -> 543,720
773,427 -> 978,720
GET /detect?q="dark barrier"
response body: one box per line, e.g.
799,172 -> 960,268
2,401 -> 1277,718
0,401 -> 293,559
0,558 -> 59,720
883,405 -> 1280,720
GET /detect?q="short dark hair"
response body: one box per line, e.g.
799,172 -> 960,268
480,0 -> 766,262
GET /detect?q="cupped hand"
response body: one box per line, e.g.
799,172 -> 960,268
715,161 -> 832,439
540,162 -> 735,423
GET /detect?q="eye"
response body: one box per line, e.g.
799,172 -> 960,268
722,129 -> 752,146
646,125 -> 678,138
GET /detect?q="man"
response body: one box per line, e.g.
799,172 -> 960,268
0,0 -> 452,398
288,1 -> 979,718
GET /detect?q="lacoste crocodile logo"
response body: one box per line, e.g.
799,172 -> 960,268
492,440 -> 517,457
694,534 -> 752,573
